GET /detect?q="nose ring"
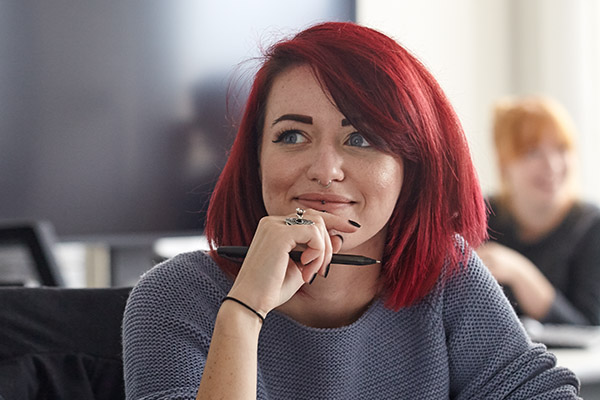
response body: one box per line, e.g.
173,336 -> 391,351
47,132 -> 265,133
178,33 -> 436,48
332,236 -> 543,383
318,180 -> 332,189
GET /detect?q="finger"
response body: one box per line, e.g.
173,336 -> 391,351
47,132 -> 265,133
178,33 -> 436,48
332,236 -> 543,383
307,209 -> 362,234
299,230 -> 326,282
283,212 -> 325,283
303,211 -> 333,278
330,233 -> 344,254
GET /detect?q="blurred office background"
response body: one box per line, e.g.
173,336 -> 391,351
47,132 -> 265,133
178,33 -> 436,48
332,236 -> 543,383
1,0 -> 599,287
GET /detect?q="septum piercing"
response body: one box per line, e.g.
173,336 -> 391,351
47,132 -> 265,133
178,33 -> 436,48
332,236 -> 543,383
318,180 -> 332,189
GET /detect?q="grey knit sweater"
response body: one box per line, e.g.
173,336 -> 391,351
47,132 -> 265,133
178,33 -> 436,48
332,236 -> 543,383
122,250 -> 580,399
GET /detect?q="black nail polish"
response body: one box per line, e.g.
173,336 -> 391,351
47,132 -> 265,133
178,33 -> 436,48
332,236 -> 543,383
324,264 -> 331,278
335,234 -> 344,244
348,219 -> 361,228
309,273 -> 317,284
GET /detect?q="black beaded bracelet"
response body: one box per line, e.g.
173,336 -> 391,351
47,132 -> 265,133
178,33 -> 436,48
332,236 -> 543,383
221,296 -> 265,324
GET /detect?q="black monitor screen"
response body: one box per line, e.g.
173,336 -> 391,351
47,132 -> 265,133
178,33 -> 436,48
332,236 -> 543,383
0,1 -> 355,243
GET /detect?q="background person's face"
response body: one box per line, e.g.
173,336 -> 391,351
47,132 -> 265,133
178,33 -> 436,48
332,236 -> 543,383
258,65 -> 404,255
504,135 -> 573,209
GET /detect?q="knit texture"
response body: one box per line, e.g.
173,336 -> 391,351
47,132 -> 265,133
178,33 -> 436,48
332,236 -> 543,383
123,250 -> 580,399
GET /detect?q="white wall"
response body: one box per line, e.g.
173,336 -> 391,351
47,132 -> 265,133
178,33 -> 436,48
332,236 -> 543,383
511,0 -> 600,203
358,0 -> 600,204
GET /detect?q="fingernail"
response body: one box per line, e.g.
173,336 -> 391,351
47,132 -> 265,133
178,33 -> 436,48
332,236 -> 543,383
348,220 -> 361,228
335,234 -> 344,244
324,264 -> 331,278
309,273 -> 317,284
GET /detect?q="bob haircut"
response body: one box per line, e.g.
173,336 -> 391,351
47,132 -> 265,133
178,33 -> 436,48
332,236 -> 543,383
205,22 -> 487,309
493,95 -> 578,198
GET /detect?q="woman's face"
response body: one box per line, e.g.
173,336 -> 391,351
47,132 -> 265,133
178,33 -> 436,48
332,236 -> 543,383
503,135 -> 573,208
258,65 -> 404,255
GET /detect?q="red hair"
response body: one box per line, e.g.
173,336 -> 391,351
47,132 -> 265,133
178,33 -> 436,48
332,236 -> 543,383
205,22 -> 487,309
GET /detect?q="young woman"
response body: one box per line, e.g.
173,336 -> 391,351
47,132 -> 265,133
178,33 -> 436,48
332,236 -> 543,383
123,23 -> 579,399
478,96 -> 600,325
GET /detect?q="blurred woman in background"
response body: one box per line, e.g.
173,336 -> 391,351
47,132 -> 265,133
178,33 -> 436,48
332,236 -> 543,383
478,95 -> 600,325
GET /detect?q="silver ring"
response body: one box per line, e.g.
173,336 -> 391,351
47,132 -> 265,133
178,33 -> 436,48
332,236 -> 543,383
285,217 -> 314,225
318,180 -> 332,189
285,208 -> 314,225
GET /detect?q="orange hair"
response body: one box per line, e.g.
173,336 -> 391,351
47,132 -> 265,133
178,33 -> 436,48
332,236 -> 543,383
493,96 -> 578,199
493,95 -> 576,165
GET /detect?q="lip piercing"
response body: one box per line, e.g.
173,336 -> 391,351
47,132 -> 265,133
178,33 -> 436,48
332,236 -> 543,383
318,180 -> 332,189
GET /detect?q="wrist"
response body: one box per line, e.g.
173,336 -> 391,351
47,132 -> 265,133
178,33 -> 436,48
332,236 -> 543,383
217,298 -> 264,336
222,296 -> 266,324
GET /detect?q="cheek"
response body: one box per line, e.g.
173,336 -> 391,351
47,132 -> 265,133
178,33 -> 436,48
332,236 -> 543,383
557,156 -> 571,176
506,161 -> 534,182
259,154 -> 298,215
367,159 -> 404,208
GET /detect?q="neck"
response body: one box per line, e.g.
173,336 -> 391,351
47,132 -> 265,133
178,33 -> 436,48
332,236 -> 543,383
278,226 -> 387,328
277,263 -> 382,328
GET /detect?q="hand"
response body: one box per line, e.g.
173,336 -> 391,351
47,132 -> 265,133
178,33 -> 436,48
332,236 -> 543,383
476,242 -> 525,285
226,209 -> 359,317
477,241 -> 555,319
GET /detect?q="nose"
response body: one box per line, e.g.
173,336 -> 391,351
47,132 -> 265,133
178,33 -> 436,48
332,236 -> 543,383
305,144 -> 344,185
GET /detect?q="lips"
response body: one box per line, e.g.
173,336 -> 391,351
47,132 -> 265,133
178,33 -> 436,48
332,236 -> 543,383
295,193 -> 356,212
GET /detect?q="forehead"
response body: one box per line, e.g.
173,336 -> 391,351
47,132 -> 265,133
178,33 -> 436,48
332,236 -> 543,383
264,65 -> 340,120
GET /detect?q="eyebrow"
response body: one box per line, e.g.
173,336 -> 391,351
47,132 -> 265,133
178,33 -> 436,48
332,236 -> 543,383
272,114 -> 312,126
272,114 -> 351,127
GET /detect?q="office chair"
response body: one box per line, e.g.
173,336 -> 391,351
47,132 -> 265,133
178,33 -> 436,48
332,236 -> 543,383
0,221 -> 64,286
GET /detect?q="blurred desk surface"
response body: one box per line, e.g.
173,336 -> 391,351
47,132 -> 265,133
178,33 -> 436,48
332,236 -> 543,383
552,345 -> 600,399
552,344 -> 600,384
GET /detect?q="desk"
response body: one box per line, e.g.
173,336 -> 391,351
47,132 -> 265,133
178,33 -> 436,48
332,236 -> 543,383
552,345 -> 600,399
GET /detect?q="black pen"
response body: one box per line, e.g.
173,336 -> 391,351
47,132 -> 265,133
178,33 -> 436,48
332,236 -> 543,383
216,246 -> 380,266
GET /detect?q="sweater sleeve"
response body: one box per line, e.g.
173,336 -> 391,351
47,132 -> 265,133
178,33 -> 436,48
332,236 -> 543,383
443,252 -> 580,399
122,252 -> 230,400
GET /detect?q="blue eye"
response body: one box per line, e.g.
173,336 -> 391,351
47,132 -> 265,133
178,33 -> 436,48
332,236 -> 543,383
272,130 -> 306,144
346,132 -> 370,148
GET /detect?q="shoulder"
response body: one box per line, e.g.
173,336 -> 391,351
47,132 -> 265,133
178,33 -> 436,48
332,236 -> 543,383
485,196 -> 514,235
486,195 -> 501,210
124,250 -> 233,324
571,201 -> 600,224
443,247 -> 505,303
435,243 -> 517,328
136,250 -> 231,293
562,201 -> 600,239
143,250 -> 230,286
421,238 -> 511,322
122,251 -> 228,399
